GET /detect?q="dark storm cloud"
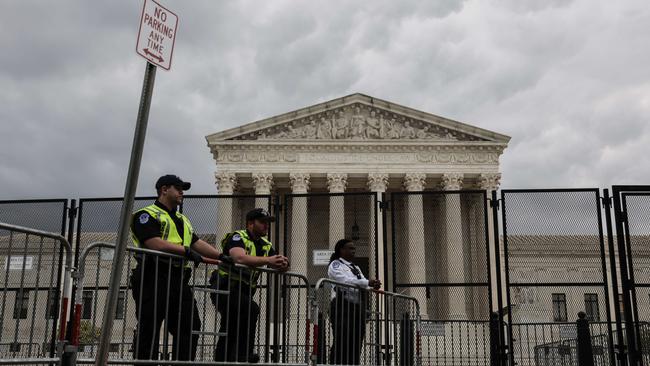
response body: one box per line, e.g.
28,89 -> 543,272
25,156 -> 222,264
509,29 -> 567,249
0,0 -> 648,199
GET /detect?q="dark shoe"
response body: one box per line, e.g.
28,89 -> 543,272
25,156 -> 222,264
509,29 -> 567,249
248,353 -> 260,363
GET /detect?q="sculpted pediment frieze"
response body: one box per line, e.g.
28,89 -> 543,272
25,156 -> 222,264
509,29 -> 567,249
228,103 -> 486,142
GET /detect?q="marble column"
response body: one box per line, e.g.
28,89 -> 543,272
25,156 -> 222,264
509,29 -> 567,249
403,173 -> 428,316
477,173 -> 501,315
367,173 -> 388,348
252,173 -> 274,210
215,171 -> 238,242
289,173 -> 310,275
327,173 -> 347,249
288,173 -> 310,345
367,173 -> 388,282
441,173 -> 467,320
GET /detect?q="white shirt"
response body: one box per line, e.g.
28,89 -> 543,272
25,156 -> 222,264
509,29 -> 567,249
327,258 -> 369,303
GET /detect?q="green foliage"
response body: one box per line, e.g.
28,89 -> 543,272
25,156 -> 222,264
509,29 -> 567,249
79,320 -> 101,345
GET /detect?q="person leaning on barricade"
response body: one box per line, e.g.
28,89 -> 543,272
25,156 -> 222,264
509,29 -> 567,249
327,238 -> 381,365
129,174 -> 223,363
209,208 -> 289,363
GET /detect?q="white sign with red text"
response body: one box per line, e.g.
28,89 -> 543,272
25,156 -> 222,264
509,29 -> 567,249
136,0 -> 178,70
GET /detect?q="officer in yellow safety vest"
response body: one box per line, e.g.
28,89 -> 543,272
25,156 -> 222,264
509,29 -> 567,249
209,208 -> 289,363
130,174 -> 223,362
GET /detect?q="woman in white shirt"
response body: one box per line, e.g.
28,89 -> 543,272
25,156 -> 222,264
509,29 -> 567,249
327,239 -> 381,365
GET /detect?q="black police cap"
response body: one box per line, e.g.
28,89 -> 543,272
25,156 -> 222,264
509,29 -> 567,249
155,175 -> 191,191
246,208 -> 275,222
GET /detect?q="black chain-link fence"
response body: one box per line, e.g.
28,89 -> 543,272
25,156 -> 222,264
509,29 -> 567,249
283,192 -> 378,286
0,199 -> 68,358
613,186 -> 650,365
391,190 -> 493,365
501,189 -> 615,366
3,187 -> 650,365
0,199 -> 67,234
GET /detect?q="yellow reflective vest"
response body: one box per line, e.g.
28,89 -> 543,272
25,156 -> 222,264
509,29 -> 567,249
131,204 -> 194,267
218,230 -> 272,286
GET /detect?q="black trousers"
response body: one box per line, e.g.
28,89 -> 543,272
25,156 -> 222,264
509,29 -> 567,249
329,297 -> 366,365
130,262 -> 200,363
210,274 -> 260,362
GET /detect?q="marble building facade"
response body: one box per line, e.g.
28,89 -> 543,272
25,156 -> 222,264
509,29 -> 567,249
205,93 -> 510,319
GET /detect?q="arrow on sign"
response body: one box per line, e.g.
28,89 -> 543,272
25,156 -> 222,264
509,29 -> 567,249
143,48 -> 164,63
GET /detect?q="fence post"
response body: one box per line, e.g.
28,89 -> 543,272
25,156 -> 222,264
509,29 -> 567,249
490,312 -> 502,366
576,311 -> 595,366
315,311 -> 326,364
399,311 -> 414,366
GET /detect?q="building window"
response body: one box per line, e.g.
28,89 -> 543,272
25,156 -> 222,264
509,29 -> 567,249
13,289 -> 30,319
82,290 -> 94,319
584,293 -> 600,321
109,343 -> 120,353
552,293 -> 567,322
46,289 -> 60,319
115,291 -> 126,320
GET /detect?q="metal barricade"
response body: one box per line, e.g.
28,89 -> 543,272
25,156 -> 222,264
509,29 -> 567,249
71,242 -> 311,365
0,222 -> 74,365
311,278 -> 421,366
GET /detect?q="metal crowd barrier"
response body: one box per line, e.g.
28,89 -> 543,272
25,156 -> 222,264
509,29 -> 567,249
311,278 -> 422,366
71,242 -> 311,365
0,222 -> 74,365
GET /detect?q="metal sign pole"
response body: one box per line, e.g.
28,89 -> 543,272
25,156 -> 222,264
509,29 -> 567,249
94,61 -> 157,366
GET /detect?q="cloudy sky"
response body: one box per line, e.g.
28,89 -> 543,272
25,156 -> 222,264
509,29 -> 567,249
1,0 -> 648,200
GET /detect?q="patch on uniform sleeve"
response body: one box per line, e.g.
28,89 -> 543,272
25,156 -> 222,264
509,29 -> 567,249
138,213 -> 150,224
332,261 -> 340,269
232,233 -> 241,241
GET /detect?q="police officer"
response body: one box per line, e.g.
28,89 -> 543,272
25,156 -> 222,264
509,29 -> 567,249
130,174 -> 223,362
210,208 -> 289,363
327,239 -> 381,365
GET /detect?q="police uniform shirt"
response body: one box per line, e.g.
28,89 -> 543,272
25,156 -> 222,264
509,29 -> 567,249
131,200 -> 200,246
222,230 -> 277,257
327,258 -> 369,303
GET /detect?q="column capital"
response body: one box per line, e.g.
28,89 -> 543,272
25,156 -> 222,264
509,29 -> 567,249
403,173 -> 426,192
252,173 -> 274,195
440,173 -> 464,191
214,171 -> 237,195
367,173 -> 389,192
289,173 -> 310,194
476,173 -> 501,191
326,173 -> 348,193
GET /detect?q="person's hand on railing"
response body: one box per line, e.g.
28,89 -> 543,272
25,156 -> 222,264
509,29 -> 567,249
218,254 -> 234,265
267,255 -> 290,272
368,279 -> 381,290
184,247 -> 207,267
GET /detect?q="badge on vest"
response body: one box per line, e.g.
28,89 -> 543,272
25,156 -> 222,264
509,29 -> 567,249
232,233 -> 241,241
139,213 -> 149,224
332,261 -> 340,269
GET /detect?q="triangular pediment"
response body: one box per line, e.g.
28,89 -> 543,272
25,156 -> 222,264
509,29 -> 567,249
206,93 -> 510,143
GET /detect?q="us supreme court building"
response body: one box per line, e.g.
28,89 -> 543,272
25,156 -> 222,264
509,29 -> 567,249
206,93 -> 509,321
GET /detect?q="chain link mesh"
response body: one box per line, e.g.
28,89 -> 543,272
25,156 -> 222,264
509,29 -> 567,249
502,189 -> 613,366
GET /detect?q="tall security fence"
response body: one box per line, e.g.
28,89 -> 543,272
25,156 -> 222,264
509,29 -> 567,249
613,185 -> 650,365
283,192 -> 378,285
0,199 -> 68,361
391,190 -> 493,365
2,186 -> 650,365
0,222 -> 73,365
500,189 -> 615,366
